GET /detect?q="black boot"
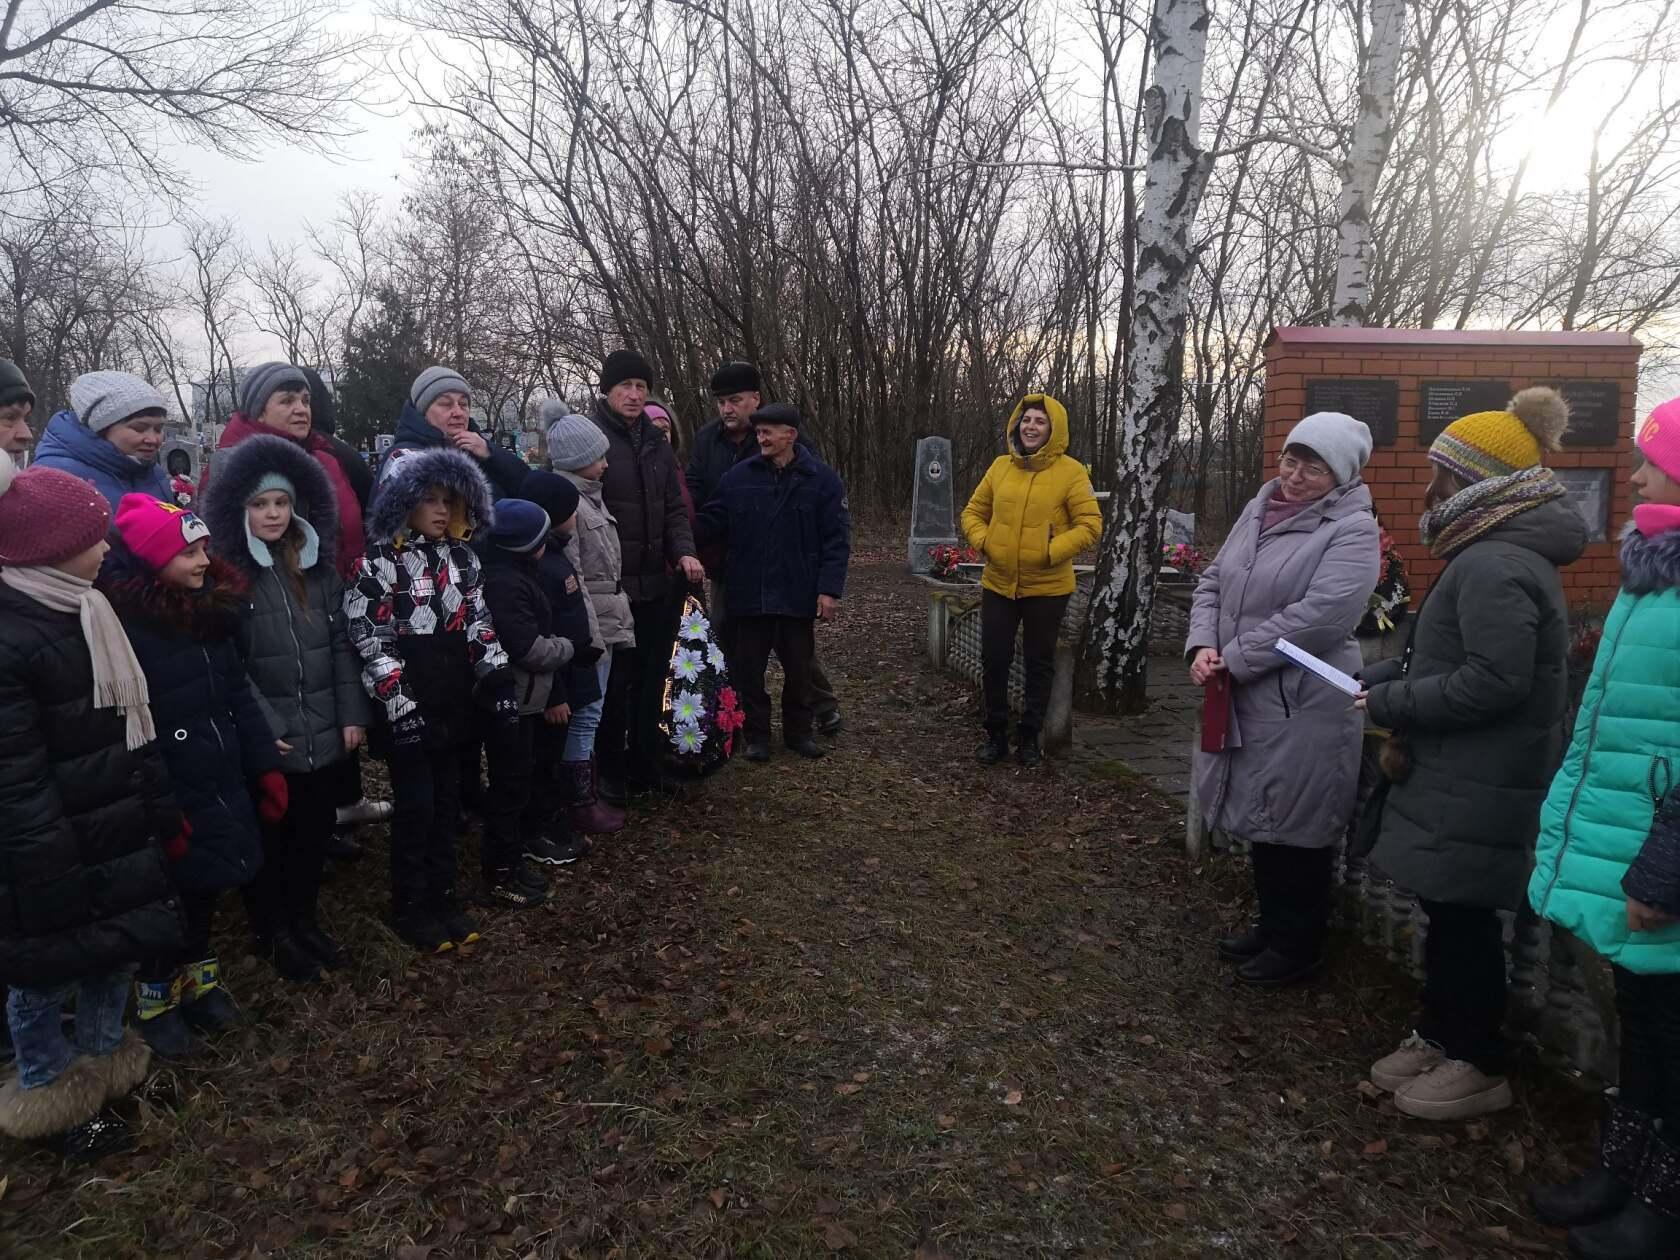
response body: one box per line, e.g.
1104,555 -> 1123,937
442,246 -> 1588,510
976,729 -> 1009,765
1569,1125 -> 1680,1259
1217,924 -> 1267,962
1016,728 -> 1043,768
1531,1098 -> 1646,1227
323,830 -> 365,863
787,736 -> 827,759
268,928 -> 325,983
53,1107 -> 136,1164
597,761 -> 629,807
293,921 -> 350,972
1236,947 -> 1322,987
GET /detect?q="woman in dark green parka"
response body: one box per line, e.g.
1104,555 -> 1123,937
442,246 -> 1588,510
1357,388 -> 1584,1122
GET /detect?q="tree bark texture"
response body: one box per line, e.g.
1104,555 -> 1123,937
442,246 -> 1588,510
1331,0 -> 1406,326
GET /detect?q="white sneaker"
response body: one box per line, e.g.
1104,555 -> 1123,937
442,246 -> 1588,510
1370,1031 -> 1444,1093
335,798 -> 393,826
1393,1059 -> 1513,1120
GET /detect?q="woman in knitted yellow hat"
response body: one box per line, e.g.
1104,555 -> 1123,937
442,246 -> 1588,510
1357,386 -> 1586,1121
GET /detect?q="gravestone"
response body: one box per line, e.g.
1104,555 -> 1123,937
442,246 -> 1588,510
1162,508 -> 1196,550
908,436 -> 960,573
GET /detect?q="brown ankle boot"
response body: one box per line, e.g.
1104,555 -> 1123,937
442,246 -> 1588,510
566,759 -> 625,834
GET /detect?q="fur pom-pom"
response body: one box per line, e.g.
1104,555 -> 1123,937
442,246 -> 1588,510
1508,386 -> 1569,452
0,448 -> 15,498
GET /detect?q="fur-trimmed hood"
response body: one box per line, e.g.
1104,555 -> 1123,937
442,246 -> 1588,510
201,433 -> 339,576
98,537 -> 247,642
366,446 -> 494,546
1620,520 -> 1680,595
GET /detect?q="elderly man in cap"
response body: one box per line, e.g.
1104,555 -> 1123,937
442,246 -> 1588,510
688,361 -> 844,735
697,402 -> 850,763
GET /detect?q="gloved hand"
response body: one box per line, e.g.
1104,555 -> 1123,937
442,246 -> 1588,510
478,669 -> 519,725
255,770 -> 289,823
572,643 -> 604,669
164,816 -> 193,863
392,711 -> 426,748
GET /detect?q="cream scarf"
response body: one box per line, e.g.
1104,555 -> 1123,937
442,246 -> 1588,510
1,564 -> 156,750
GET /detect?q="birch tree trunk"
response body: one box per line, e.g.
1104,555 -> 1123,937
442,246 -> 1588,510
1075,0 -> 1210,715
1330,0 -> 1407,326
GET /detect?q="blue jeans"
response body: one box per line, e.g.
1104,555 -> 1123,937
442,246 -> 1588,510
563,655 -> 613,760
6,969 -> 134,1089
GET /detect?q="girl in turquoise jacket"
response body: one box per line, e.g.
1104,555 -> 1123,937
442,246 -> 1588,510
1528,398 -> 1680,1260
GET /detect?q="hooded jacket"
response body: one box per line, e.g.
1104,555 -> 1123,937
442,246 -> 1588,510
696,446 -> 851,618
346,447 -> 509,744
99,541 -> 278,894
591,401 -> 697,603
33,410 -> 172,511
558,469 -> 634,647
380,400 -> 530,500
960,395 -> 1103,599
207,413 -> 368,580
0,583 -> 184,987
202,434 -> 371,775
480,546 -> 575,716
1187,479 -> 1382,849
1531,523 -> 1680,972
1365,497 -> 1588,908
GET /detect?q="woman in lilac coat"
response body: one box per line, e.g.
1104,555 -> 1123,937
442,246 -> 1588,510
1186,412 -> 1381,987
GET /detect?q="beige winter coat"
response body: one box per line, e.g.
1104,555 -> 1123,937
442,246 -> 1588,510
560,470 -> 635,648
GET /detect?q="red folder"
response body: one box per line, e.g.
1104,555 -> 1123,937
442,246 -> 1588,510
1200,671 -> 1232,753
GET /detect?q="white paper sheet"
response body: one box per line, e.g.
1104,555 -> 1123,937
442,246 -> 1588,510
1273,638 -> 1363,697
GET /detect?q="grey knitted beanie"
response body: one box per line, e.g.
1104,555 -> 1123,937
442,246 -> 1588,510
411,365 -> 472,415
240,361 -> 309,420
70,371 -> 168,434
546,412 -> 609,471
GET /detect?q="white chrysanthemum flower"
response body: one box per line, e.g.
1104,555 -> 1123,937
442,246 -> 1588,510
671,725 -> 705,754
672,691 -> 706,726
672,647 -> 703,682
679,609 -> 711,641
707,643 -> 727,671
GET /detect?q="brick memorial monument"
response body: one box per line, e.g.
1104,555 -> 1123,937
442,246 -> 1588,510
1262,327 -> 1641,609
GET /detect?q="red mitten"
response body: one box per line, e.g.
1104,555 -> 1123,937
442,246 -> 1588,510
255,770 -> 289,823
165,817 -> 193,862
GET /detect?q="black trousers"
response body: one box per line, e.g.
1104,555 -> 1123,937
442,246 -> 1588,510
598,594 -> 684,786
482,715 -> 535,876
735,615 -> 817,744
1417,898 -> 1509,1073
327,750 -> 364,811
980,589 -> 1069,737
1615,967 -> 1680,1129
1251,842 -> 1334,964
714,579 -> 839,721
139,890 -> 217,981
247,768 -> 338,935
527,719 -> 570,835
388,742 -> 463,914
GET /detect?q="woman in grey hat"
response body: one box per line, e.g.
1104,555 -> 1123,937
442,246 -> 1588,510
32,371 -> 174,510
1186,411 -> 1382,987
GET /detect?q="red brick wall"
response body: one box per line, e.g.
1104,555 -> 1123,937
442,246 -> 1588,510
1261,328 -> 1640,611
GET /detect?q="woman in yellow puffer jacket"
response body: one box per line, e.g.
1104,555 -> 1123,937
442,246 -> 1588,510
960,393 -> 1102,766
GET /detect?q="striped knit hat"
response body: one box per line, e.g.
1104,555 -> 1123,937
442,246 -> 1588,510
1429,387 -> 1569,483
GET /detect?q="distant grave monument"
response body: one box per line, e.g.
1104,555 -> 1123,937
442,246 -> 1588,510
908,436 -> 960,573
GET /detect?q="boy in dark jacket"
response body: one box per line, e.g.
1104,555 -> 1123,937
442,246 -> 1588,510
346,448 -> 512,953
480,498 -> 594,901
520,471 -> 619,835
696,403 -> 850,763
0,455 -> 184,1161
101,495 -> 283,1059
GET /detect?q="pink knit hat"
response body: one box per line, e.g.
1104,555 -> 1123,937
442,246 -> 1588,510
1637,398 -> 1680,483
0,451 -> 111,566
113,493 -> 209,572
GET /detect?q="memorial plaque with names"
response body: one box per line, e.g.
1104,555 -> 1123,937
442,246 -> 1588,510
1418,379 -> 1512,446
1551,380 -> 1622,447
1304,379 -> 1398,446
1555,467 -> 1612,543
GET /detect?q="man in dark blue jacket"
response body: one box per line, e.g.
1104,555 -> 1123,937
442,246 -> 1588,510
697,402 -> 850,762
689,361 -> 842,734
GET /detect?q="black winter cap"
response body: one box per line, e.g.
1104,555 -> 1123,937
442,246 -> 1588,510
710,361 -> 762,396
600,349 -> 655,394
0,359 -> 34,409
519,470 -> 581,527
751,402 -> 801,429
301,366 -> 336,436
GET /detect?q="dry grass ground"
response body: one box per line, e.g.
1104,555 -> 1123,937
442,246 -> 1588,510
1,541 -> 1595,1258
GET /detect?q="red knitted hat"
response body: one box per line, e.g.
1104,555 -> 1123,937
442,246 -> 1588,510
0,451 -> 111,566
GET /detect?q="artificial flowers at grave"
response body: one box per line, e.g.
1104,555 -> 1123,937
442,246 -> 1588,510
658,594 -> 741,777
1357,528 -> 1412,637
